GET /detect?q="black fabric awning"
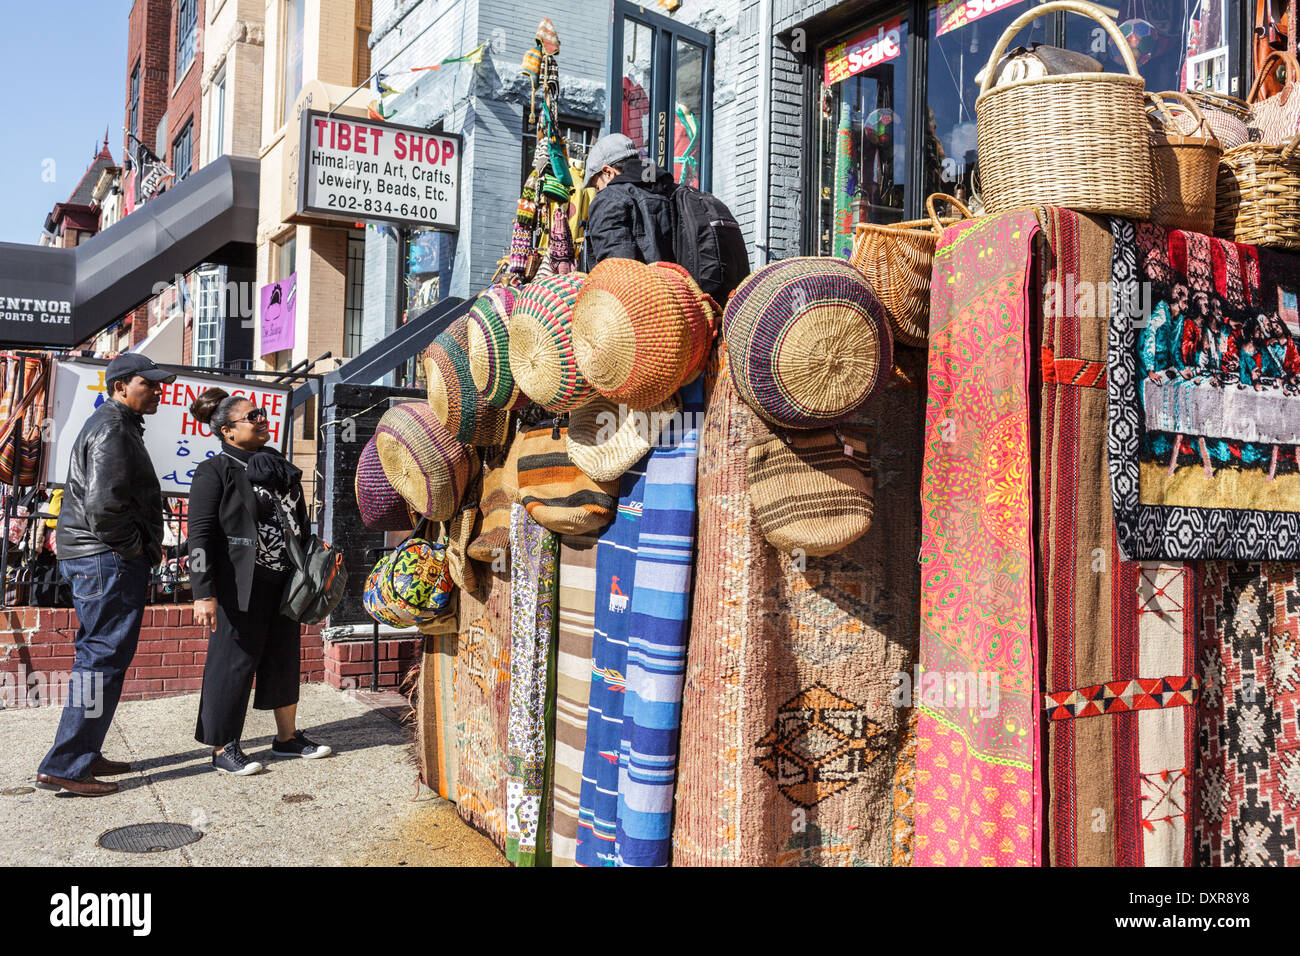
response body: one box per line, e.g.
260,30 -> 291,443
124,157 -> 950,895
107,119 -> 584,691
0,155 -> 259,348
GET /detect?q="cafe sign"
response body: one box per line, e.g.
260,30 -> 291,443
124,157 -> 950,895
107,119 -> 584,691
297,109 -> 462,231
824,17 -> 904,86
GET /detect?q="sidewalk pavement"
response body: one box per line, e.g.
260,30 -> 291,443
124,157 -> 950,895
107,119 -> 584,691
0,683 -> 505,867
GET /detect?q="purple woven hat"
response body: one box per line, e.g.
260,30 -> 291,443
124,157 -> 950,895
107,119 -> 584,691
722,257 -> 893,429
355,435 -> 414,531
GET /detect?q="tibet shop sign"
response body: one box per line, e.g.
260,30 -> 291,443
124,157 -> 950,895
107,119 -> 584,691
297,109 -> 463,231
824,17 -> 903,85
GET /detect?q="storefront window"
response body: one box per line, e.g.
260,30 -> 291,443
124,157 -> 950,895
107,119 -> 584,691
609,2 -> 714,188
622,20 -> 655,160
674,39 -> 706,189
816,13 -> 910,258
924,0 -> 1044,208
1065,0 -> 1231,94
195,269 -> 221,368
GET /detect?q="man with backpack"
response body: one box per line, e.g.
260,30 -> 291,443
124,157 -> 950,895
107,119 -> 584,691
580,132 -> 750,302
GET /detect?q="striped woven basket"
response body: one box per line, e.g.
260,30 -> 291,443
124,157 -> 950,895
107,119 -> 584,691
723,257 -> 893,430
508,271 -> 593,412
572,258 -> 696,409
650,261 -> 720,384
374,401 -> 478,521
355,435 -> 416,532
467,285 -> 528,410
424,316 -> 511,445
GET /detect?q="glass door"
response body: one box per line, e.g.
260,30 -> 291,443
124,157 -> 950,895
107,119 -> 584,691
608,2 -> 715,190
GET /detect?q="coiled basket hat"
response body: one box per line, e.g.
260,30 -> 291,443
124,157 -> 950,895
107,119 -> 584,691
572,258 -> 696,409
374,401 -> 478,521
723,257 -> 893,429
508,271 -> 593,412
355,435 -> 416,532
467,285 -> 527,410
424,316 -> 510,445
650,261 -> 720,385
566,392 -> 681,482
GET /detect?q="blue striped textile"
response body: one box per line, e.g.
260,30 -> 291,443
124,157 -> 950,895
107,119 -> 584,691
616,378 -> 703,866
574,459 -> 648,867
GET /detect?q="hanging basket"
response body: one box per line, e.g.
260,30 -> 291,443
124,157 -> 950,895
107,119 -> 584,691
848,193 -> 973,347
1146,91 -> 1222,234
974,0 -> 1154,218
1215,130 -> 1300,250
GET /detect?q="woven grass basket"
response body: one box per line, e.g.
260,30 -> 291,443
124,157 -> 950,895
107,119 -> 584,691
374,401 -> 477,521
509,271 -> 593,412
1146,91 -> 1222,234
975,0 -> 1153,218
849,193 -> 972,347
1215,130 -> 1300,250
1184,89 -> 1252,150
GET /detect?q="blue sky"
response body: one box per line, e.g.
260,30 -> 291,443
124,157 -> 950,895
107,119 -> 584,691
0,2 -> 130,244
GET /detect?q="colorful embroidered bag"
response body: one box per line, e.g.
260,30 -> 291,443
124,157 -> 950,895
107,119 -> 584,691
363,521 -> 454,628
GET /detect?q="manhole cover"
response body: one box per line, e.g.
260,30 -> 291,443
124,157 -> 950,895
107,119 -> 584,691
98,823 -> 202,853
2,786 -> 34,796
282,793 -> 314,804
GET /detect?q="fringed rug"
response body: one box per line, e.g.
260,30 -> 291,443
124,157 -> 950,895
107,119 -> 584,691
1198,561 -> 1300,866
672,355 -> 921,867
1040,208 -> 1197,867
915,211 -> 1042,867
416,630 -> 459,800
454,568 -> 512,851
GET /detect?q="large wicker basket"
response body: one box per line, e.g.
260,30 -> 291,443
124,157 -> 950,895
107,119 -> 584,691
1146,91 -> 1222,234
849,193 -> 972,348
1215,131 -> 1300,250
975,0 -> 1153,218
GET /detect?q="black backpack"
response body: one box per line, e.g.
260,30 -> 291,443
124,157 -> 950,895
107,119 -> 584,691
670,185 -> 751,302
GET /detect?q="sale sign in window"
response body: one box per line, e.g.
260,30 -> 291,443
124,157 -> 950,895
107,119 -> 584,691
936,0 -> 1028,37
824,17 -> 904,85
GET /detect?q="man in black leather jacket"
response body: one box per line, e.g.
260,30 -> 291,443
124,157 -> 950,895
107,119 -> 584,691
37,353 -> 173,797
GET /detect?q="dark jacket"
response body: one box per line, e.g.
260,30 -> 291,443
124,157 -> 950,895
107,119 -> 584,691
580,158 -> 677,272
56,399 -> 164,565
186,452 -> 309,612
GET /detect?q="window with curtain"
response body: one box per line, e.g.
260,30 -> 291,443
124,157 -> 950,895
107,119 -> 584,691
282,0 -> 307,126
195,269 -> 222,368
816,12 -> 911,258
176,0 -> 198,79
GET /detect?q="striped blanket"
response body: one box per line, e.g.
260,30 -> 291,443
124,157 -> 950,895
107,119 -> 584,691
617,378 -> 704,866
576,463 -> 649,865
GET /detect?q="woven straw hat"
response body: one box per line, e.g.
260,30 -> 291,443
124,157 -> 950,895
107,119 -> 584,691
572,258 -> 695,409
508,272 -> 593,412
467,286 -> 528,410
374,402 -> 479,521
424,317 -> 511,446
723,257 -> 893,429
355,435 -> 415,532
649,261 -> 720,384
566,392 -> 681,482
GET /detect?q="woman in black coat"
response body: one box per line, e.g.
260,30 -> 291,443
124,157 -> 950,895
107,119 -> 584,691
187,388 -> 331,775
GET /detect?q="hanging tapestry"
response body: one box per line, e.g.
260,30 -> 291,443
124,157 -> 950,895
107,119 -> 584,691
1107,220 -> 1300,560
1197,561 -> 1300,866
506,504 -> 560,867
1040,207 -> 1199,867
575,462 -> 649,866
914,211 -> 1041,867
616,378 -> 704,867
673,353 -> 921,867
454,568 -> 511,850
552,533 -> 599,866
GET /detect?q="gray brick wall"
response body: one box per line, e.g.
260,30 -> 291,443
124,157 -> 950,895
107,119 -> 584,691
358,0 -> 855,342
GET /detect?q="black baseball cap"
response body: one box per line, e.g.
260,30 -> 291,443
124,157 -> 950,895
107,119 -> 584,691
105,353 -> 177,385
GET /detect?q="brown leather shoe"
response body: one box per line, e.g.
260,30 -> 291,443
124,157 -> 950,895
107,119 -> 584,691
34,773 -> 119,797
90,757 -> 132,776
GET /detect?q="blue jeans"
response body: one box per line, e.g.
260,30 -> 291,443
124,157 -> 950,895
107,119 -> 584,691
38,551 -> 150,780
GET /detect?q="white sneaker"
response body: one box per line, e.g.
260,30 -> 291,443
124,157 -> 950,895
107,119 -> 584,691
212,742 -> 263,775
